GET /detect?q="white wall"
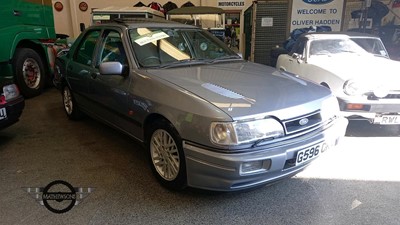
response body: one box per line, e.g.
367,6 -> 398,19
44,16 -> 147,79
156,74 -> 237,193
52,0 -> 252,37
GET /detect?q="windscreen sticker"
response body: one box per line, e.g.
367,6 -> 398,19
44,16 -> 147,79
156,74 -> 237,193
134,31 -> 169,46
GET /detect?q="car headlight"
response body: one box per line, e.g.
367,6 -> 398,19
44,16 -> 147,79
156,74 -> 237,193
320,96 -> 340,122
373,85 -> 389,98
210,118 -> 284,146
343,79 -> 364,96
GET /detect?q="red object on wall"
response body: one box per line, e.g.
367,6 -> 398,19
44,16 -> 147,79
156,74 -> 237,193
148,2 -> 165,14
54,1 -> 63,12
79,2 -> 88,12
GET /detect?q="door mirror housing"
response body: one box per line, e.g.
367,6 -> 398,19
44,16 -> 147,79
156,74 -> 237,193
99,62 -> 127,76
292,53 -> 304,63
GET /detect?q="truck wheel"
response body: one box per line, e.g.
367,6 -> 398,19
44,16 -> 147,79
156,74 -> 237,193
13,48 -> 45,98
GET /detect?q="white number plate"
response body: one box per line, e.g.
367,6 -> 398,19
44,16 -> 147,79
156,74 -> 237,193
296,143 -> 323,166
374,115 -> 400,125
0,108 -> 7,120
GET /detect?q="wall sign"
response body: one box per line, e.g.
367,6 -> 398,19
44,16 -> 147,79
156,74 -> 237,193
54,1 -> 63,12
217,0 -> 245,8
261,17 -> 273,27
79,2 -> 88,12
290,0 -> 344,31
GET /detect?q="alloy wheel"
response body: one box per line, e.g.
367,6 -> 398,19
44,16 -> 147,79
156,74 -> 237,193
150,129 -> 180,181
63,87 -> 73,115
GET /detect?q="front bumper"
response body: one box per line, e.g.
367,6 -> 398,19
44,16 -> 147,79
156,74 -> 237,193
183,117 -> 348,191
0,96 -> 25,129
338,96 -> 400,122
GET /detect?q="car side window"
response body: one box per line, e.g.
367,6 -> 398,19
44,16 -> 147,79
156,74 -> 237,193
73,30 -> 100,66
98,30 -> 127,66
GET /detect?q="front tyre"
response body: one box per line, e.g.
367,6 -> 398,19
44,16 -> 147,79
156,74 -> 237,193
62,86 -> 83,120
13,48 -> 46,98
148,120 -> 187,190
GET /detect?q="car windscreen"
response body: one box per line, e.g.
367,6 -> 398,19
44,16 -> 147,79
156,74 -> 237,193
309,38 -> 368,56
128,27 -> 240,68
350,37 -> 389,58
309,37 -> 389,58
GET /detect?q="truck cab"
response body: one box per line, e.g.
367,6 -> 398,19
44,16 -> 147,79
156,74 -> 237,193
0,0 -> 57,98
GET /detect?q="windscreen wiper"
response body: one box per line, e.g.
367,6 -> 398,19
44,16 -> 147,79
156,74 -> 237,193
206,55 -> 242,64
159,59 -> 206,69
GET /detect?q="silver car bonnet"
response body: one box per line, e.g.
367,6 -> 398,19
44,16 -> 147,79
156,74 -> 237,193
147,61 -> 332,120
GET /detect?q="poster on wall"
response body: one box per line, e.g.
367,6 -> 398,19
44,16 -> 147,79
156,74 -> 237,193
290,0 -> 344,32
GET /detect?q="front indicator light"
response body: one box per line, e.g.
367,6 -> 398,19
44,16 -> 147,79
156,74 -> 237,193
346,103 -> 364,110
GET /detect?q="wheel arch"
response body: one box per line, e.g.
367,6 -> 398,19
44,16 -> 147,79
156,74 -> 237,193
13,39 -> 50,76
320,82 -> 330,89
143,113 -> 173,145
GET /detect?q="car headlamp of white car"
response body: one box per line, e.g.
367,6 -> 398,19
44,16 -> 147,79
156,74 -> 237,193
210,118 -> 284,146
373,85 -> 389,98
320,96 -> 340,122
343,79 -> 365,96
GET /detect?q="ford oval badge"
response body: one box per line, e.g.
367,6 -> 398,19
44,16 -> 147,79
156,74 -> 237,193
302,0 -> 334,5
299,118 -> 309,126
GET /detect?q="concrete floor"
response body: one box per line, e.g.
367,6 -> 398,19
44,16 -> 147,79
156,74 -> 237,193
1,88 -> 400,225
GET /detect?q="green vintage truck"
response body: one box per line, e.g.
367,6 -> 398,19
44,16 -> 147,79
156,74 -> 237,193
0,0 -> 59,98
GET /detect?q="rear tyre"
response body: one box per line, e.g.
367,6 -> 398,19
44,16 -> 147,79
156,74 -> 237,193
147,119 -> 187,190
62,85 -> 83,120
13,48 -> 46,98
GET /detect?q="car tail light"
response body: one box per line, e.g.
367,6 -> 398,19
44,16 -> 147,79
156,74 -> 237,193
2,84 -> 20,103
0,94 -> 5,105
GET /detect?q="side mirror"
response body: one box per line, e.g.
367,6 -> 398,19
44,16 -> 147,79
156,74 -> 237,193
292,53 -> 300,59
292,53 -> 304,63
99,62 -> 126,76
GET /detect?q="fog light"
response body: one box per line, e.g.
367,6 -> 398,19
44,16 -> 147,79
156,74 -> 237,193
240,159 -> 271,174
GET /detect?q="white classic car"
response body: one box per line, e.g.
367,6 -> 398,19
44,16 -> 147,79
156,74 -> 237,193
276,32 -> 400,125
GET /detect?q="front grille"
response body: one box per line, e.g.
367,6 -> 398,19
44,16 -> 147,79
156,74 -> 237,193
283,111 -> 322,135
367,93 -> 400,100
384,94 -> 400,99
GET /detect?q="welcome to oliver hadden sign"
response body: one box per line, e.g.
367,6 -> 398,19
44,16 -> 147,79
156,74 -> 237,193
290,0 -> 345,32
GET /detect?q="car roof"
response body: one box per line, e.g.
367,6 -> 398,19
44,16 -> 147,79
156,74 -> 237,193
90,18 -> 198,30
302,31 -> 380,40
